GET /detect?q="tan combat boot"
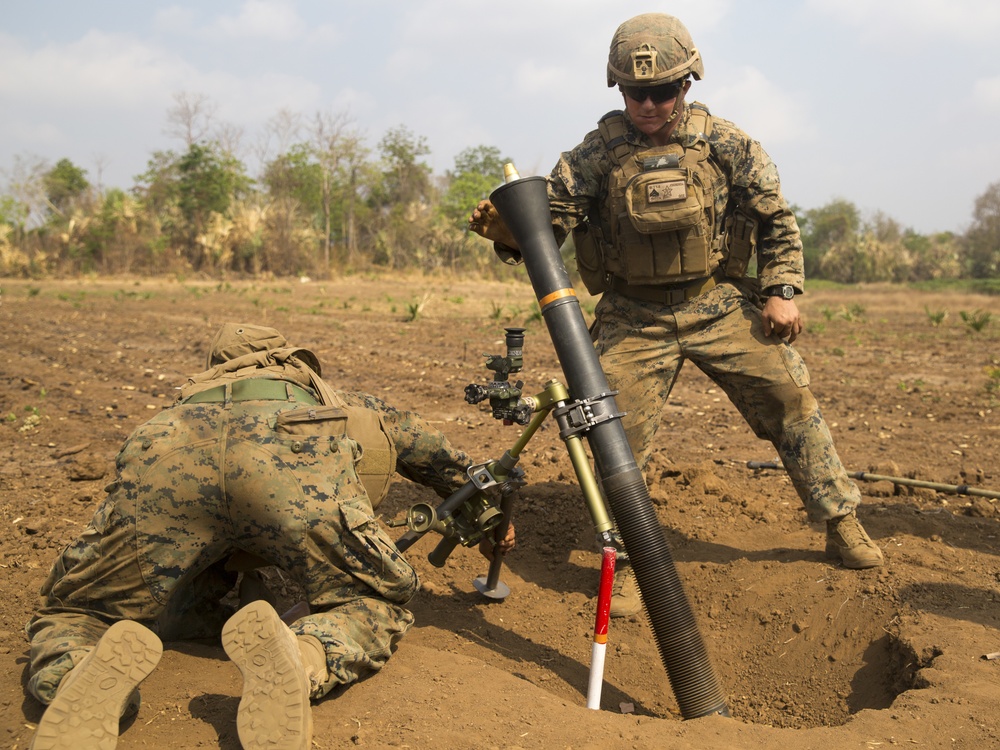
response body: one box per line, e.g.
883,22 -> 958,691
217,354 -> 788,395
826,511 -> 884,569
222,600 -> 313,750
609,563 -> 643,618
30,620 -> 162,750
295,633 -> 329,695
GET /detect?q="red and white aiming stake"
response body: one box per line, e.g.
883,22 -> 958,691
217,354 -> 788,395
586,546 -> 617,709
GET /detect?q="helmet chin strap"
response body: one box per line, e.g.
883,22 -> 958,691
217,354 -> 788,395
656,89 -> 687,137
666,92 -> 685,125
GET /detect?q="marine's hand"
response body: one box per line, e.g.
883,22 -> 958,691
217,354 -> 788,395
762,297 -> 803,343
478,520 -> 516,561
468,199 -> 518,249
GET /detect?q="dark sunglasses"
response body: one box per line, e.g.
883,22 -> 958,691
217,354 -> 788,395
620,81 -> 684,104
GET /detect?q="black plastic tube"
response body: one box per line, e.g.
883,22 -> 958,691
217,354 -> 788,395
490,175 -> 729,719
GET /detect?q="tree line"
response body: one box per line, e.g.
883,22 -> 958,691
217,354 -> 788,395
1,95 -> 998,283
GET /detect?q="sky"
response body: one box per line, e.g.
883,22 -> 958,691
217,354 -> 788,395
1,0 -> 998,235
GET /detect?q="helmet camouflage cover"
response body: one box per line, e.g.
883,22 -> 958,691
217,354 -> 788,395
607,13 -> 704,87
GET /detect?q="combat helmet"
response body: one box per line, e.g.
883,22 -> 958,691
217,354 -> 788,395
607,13 -> 704,88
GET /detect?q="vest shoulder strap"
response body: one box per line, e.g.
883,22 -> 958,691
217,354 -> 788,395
597,103 -> 715,172
681,102 -> 713,164
597,110 -> 631,169
683,102 -> 712,143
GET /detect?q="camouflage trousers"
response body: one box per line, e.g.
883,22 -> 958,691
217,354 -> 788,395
25,400 -> 418,704
595,280 -> 861,523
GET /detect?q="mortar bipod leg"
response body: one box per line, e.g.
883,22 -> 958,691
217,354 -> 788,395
473,484 -> 518,600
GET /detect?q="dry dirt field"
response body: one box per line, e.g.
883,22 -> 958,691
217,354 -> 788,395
1,275 -> 999,750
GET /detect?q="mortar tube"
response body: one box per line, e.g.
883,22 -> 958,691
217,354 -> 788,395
489,173 -> 729,719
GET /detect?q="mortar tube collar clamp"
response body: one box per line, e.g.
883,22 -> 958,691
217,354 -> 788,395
553,391 -> 624,440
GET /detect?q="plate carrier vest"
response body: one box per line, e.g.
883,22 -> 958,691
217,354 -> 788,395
574,103 -> 754,295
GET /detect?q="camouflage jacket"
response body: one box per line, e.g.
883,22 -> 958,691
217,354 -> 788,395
177,324 -> 473,501
543,102 -> 805,291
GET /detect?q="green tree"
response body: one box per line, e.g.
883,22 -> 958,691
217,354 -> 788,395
260,145 -> 325,274
867,210 -> 902,244
799,199 -> 860,278
429,145 -> 513,273
367,126 -> 434,268
373,125 -> 432,208
43,158 -> 90,218
81,188 -> 146,274
963,181 -> 1000,278
903,230 -> 961,280
134,142 -> 252,270
263,145 -> 323,215
452,144 -> 509,179
819,231 -> 909,283
0,195 -> 28,230
438,145 -> 511,229
309,112 -> 367,273
134,150 -> 180,214
177,143 -> 248,227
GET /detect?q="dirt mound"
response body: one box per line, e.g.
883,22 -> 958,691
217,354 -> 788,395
2,277 -> 999,748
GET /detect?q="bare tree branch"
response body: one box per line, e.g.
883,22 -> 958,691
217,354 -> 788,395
165,92 -> 218,146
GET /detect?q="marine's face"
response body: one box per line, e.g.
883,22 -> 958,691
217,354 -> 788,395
620,80 -> 690,143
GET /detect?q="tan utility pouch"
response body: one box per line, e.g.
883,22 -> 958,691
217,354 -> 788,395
623,166 -> 704,235
274,405 -> 348,436
723,210 -> 758,279
615,161 -> 712,283
572,222 -> 608,295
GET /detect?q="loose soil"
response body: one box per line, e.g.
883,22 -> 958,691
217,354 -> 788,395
1,276 -> 999,749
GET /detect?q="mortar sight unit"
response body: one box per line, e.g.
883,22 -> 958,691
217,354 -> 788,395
464,327 -> 533,425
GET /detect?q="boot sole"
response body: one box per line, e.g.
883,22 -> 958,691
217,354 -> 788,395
30,620 -> 162,750
222,600 -> 312,750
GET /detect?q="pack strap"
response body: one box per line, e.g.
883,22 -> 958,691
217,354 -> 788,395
183,378 -> 319,405
598,110 -> 633,170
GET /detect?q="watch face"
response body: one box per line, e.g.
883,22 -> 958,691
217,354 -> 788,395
768,285 -> 794,299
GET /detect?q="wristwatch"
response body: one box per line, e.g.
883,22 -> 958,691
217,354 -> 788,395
764,284 -> 796,300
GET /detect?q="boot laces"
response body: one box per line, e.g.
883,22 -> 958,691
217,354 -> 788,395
832,514 -> 867,547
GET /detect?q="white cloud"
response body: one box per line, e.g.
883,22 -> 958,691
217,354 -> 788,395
0,30 -> 193,109
701,67 -> 815,145
0,27 -> 323,121
153,6 -> 198,34
209,72 -> 324,127
807,0 -> 1000,41
156,1 -> 339,46
213,0 -> 305,41
512,60 -> 571,97
973,75 -> 1000,111
0,25 -> 328,184
0,120 -> 65,154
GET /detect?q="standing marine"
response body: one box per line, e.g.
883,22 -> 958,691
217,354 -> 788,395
469,12 -> 882,617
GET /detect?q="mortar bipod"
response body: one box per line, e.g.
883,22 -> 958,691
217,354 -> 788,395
391,377 -> 616,592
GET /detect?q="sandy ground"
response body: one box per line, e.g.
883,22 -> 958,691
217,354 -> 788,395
1,275 -> 999,749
